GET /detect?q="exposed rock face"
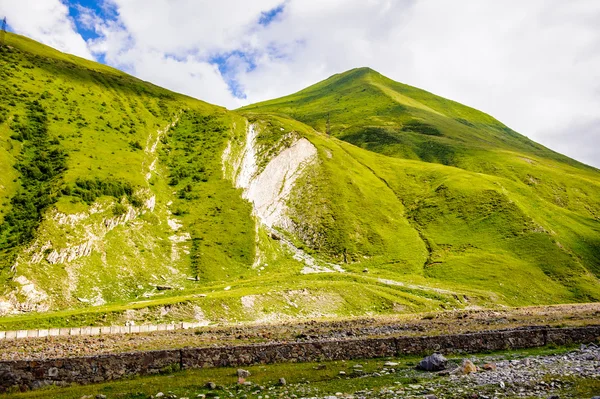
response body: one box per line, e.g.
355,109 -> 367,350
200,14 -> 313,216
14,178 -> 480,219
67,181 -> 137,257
222,123 -> 340,273
46,240 -> 94,264
103,207 -> 139,231
232,124 -> 318,229
0,276 -> 50,315
417,353 -> 447,371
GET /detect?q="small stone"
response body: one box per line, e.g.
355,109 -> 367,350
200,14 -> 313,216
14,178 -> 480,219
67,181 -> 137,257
499,381 -> 505,389
338,371 -> 346,375
155,394 -> 164,398
205,382 -> 216,389
424,395 -> 438,399
278,378 -> 286,386
384,361 -> 399,367
458,359 -> 477,374
362,268 -> 369,273
237,369 -> 251,378
482,362 -> 496,371
417,353 -> 447,371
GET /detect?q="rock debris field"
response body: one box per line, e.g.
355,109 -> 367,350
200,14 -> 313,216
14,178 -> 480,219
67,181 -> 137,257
87,344 -> 599,399
244,345 -> 600,399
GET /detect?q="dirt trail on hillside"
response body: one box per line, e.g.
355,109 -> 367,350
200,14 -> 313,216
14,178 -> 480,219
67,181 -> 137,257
0,303 -> 598,361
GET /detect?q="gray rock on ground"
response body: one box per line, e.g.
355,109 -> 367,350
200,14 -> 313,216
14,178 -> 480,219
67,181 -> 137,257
237,369 -> 251,378
417,353 -> 448,371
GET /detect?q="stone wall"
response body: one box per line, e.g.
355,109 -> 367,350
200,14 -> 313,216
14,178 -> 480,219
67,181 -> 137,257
1,325 -> 598,392
0,350 -> 181,391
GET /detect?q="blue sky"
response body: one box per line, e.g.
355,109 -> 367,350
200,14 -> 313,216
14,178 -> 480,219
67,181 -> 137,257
68,0 -> 103,40
1,0 -> 599,167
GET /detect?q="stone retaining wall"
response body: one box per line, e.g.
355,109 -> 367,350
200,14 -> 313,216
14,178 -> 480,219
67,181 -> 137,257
1,325 -> 598,392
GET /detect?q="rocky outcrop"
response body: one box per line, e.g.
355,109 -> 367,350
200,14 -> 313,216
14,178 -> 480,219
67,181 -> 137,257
229,124 -> 318,229
46,240 -> 94,264
222,123 -> 342,273
0,276 -> 50,315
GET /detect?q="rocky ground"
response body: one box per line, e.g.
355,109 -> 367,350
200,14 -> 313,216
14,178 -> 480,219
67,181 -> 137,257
2,343 -> 598,398
1,303 -> 599,361
144,345 -> 600,399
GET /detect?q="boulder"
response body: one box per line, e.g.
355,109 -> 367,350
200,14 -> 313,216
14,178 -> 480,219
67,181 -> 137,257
417,353 -> 447,371
458,359 -> 478,374
237,369 -> 251,378
482,362 -> 496,371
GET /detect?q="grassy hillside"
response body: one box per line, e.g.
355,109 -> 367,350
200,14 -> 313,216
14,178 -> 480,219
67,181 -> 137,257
240,68 -> 600,303
240,67 -> 596,169
0,33 -> 259,314
0,35 -> 598,328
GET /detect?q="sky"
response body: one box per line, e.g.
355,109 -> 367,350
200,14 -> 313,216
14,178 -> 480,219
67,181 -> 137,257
1,0 -> 599,168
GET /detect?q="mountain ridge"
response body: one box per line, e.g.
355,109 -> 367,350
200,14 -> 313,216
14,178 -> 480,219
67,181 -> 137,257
240,66 -> 596,171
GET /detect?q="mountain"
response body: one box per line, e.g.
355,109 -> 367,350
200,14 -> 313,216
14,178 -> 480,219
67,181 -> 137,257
0,34 -> 598,329
239,67 -> 600,292
241,67 -> 593,168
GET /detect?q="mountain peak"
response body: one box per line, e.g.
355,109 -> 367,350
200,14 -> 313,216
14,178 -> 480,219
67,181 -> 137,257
336,66 -> 379,77
240,66 -> 590,171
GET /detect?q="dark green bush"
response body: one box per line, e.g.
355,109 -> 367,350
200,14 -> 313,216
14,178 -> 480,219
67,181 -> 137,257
72,178 -> 136,205
0,100 -> 67,253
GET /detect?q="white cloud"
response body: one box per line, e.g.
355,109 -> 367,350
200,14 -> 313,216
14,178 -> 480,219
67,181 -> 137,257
0,0 -> 93,60
83,0 -> 286,107
2,0 -> 599,167
231,0 -> 600,167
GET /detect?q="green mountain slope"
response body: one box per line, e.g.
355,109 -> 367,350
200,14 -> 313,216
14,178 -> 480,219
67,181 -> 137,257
0,35 -> 598,328
239,68 -> 600,301
241,67 -> 593,169
0,33 -> 256,314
